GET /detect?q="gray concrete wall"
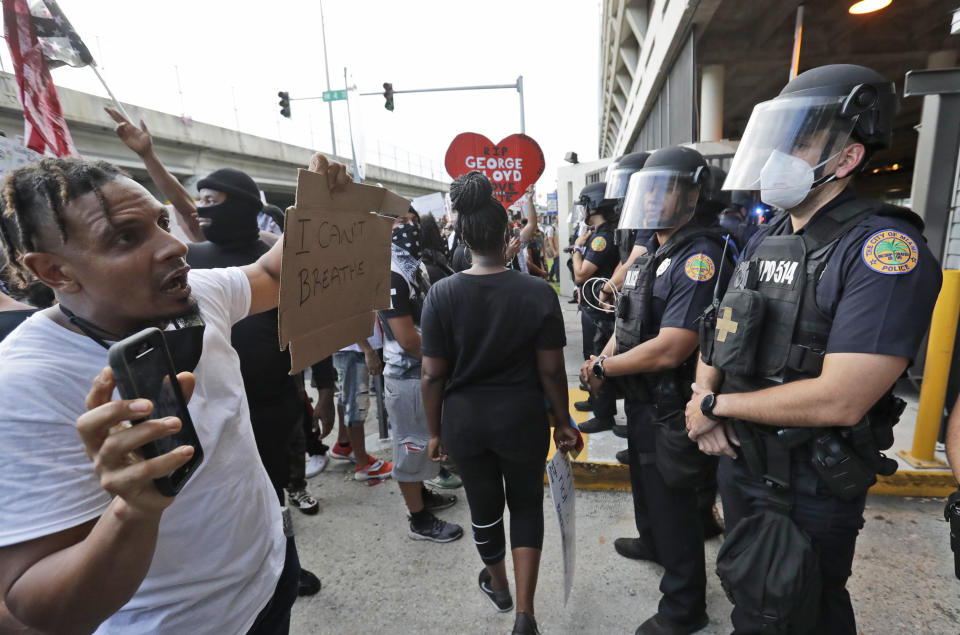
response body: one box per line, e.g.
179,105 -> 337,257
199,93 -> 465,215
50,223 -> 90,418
0,71 -> 447,204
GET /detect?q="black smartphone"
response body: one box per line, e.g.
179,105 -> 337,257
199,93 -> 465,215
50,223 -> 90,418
108,327 -> 204,496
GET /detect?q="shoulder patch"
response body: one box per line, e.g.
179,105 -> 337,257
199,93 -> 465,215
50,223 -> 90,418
590,236 -> 607,252
860,229 -> 919,275
684,253 -> 716,282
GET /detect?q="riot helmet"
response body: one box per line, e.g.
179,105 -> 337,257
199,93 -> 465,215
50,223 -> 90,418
603,152 -> 651,201
723,64 -> 897,210
619,145 -> 707,230
575,181 -> 615,223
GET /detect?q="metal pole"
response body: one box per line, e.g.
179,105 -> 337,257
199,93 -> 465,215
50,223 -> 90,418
517,75 -> 525,134
319,0 -> 337,157
789,5 -> 804,80
344,67 -> 360,183
90,64 -> 130,120
900,269 -> 960,467
374,375 -> 388,440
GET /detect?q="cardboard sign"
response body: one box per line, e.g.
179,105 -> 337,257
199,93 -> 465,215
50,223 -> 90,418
278,169 -> 407,372
444,133 -> 545,206
547,451 -> 576,605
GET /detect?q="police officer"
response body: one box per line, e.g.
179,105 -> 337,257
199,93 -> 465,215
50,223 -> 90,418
604,151 -> 654,267
686,64 -> 942,634
571,181 -> 621,432
582,145 -> 732,635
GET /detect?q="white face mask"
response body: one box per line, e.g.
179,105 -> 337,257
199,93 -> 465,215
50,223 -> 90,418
759,150 -> 815,210
759,149 -> 842,210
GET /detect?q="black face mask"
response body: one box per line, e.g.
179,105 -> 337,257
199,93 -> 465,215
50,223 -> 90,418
197,199 -> 260,245
60,305 -> 205,374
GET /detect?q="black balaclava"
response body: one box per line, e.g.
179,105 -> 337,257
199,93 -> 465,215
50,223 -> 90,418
196,168 -> 263,245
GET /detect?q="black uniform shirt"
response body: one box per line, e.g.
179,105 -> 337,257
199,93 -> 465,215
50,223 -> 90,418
581,224 -> 619,312
742,190 -> 942,360
646,232 -> 733,333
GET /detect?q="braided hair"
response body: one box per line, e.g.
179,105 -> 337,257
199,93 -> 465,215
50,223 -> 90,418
0,157 -> 126,292
451,171 -> 507,255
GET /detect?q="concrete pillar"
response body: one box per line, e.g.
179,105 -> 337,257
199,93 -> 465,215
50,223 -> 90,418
700,64 -> 724,142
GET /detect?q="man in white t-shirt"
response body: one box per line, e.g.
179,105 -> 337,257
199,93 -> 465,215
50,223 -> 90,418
0,154 -> 349,634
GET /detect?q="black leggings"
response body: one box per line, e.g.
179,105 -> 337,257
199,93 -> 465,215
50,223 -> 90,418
456,450 -> 546,564
443,391 -> 550,565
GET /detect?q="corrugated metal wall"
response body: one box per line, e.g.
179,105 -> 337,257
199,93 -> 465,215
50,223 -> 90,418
629,32 -> 696,153
944,145 -> 960,269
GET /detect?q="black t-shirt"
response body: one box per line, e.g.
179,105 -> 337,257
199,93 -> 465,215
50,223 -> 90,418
421,269 -> 565,396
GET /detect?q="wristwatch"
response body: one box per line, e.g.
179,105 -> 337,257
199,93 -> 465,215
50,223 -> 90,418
700,393 -> 725,421
574,245 -> 586,256
592,356 -> 608,380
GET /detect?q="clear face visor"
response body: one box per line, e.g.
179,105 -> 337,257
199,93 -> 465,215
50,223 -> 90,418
604,166 -> 636,200
569,203 -> 586,226
618,169 -> 701,231
723,95 -> 857,192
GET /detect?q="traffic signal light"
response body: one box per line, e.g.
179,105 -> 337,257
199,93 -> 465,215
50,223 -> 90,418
383,82 -> 394,111
278,91 -> 291,118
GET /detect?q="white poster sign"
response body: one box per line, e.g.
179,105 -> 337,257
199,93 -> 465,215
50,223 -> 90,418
547,450 -> 575,605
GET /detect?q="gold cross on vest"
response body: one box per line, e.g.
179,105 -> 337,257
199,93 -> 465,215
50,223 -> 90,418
716,307 -> 739,343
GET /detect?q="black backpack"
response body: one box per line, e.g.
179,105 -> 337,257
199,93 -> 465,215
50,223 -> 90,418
716,510 -> 822,634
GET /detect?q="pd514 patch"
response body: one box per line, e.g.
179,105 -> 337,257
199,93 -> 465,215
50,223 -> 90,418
861,229 -> 919,275
590,236 -> 607,252
684,253 -> 716,281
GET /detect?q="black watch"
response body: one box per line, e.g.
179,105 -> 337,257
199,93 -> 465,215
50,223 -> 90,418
700,393 -> 725,421
592,356 -> 607,380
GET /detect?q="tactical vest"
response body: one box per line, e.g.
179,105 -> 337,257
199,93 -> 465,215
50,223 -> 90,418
706,198 -> 921,488
613,224 -> 730,405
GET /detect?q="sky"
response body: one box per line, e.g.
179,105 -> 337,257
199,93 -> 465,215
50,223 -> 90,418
0,0 -> 602,202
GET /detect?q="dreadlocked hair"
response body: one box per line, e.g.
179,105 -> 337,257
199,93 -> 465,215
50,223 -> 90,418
0,157 -> 126,292
451,171 -> 507,255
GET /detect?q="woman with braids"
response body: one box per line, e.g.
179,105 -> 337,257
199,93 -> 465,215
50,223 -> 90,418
421,171 -> 578,635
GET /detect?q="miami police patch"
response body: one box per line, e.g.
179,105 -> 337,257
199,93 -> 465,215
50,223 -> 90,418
861,229 -> 919,275
590,236 -> 607,252
684,253 -> 716,281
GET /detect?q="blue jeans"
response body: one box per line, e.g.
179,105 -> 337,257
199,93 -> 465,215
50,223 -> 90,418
333,351 -> 368,427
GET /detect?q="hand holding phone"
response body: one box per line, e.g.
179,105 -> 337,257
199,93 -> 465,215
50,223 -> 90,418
104,328 -> 204,496
77,365 -> 198,513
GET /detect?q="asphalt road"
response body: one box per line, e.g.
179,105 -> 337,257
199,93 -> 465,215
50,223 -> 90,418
288,454 -> 959,635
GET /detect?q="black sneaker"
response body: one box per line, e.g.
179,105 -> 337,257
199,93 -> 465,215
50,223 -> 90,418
616,449 -> 630,465
422,487 -> 457,512
612,423 -> 628,438
614,537 -> 659,563
298,568 -> 321,596
478,568 -> 513,612
409,513 -> 463,543
287,488 -> 320,515
635,612 -> 708,635
512,611 -> 541,635
578,416 -> 615,433
574,400 -> 593,412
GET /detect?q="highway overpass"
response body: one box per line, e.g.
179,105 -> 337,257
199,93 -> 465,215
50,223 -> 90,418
0,71 -> 448,209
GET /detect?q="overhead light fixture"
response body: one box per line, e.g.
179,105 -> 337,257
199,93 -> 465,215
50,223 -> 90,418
564,151 -> 579,165
849,0 -> 892,14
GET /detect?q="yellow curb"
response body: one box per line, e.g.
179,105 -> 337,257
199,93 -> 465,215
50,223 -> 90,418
548,460 -> 958,497
872,470 -> 958,498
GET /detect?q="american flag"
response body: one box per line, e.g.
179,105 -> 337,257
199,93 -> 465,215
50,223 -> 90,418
2,0 -> 78,155
28,0 -> 94,68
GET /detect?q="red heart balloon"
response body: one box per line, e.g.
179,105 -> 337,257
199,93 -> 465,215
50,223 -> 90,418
444,132 -> 545,206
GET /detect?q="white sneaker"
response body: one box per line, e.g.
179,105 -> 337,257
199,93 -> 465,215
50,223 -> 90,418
305,453 -> 328,478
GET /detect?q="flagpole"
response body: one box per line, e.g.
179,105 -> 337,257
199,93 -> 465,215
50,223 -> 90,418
89,63 -> 130,120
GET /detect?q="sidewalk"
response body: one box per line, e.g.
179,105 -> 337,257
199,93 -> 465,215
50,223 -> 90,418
555,292 -> 957,497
